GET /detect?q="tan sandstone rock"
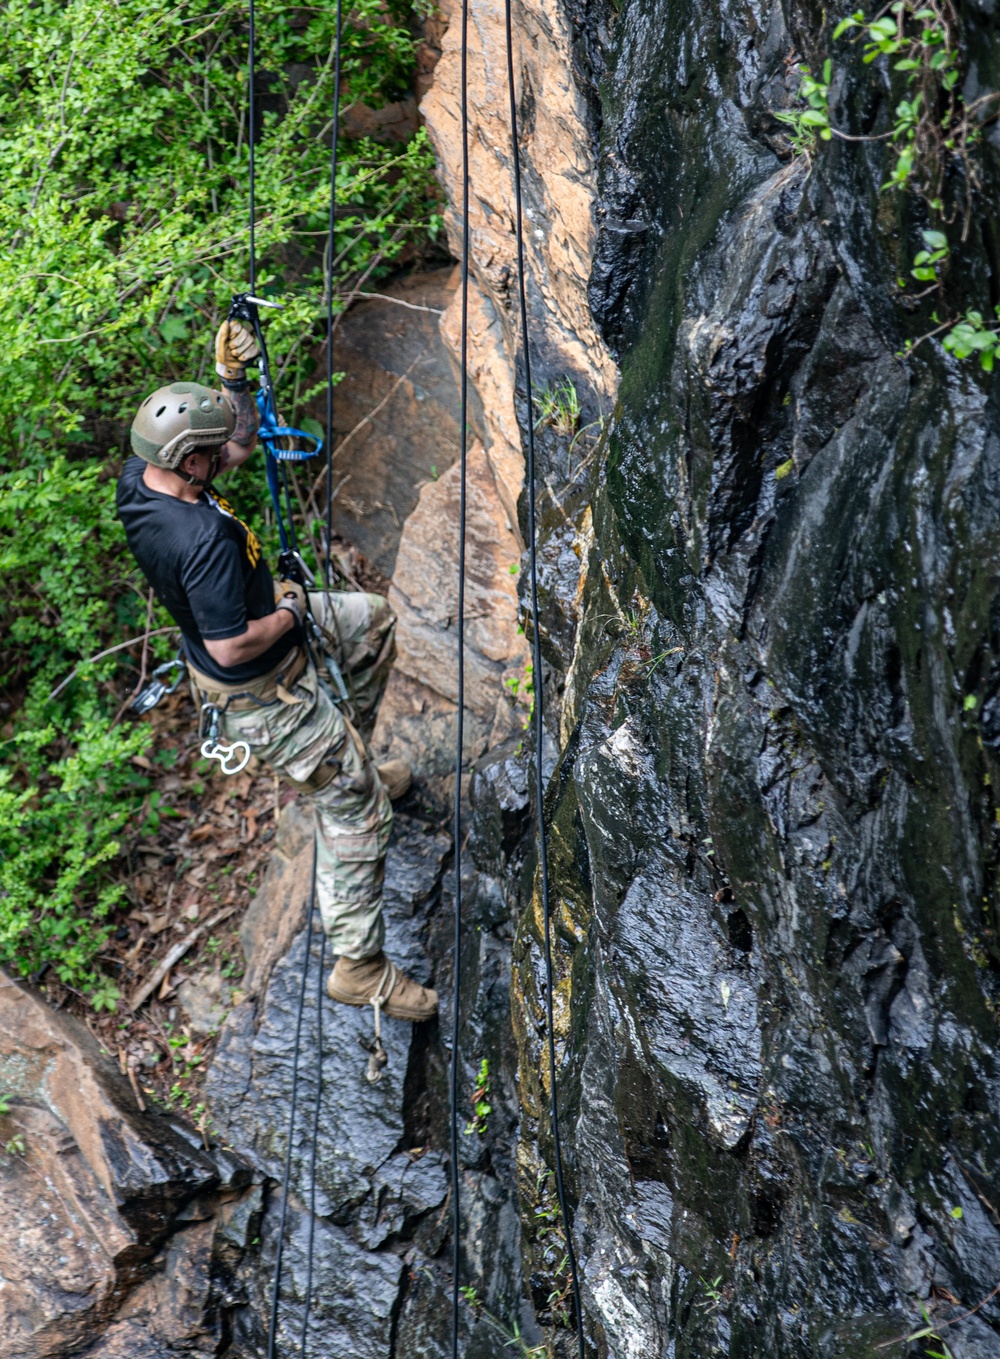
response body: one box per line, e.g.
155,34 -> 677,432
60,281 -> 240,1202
374,0 -> 617,796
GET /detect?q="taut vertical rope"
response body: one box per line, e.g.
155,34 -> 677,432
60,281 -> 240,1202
502,3 -> 586,1354
247,0 -> 256,292
266,845 -> 318,1359
324,0 -> 343,586
244,6 -> 346,1354
299,930 -> 326,1353
449,0 -> 471,1348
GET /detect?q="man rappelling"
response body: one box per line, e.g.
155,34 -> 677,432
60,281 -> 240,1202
116,318 -> 438,1029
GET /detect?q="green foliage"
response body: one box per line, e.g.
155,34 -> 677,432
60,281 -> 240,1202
699,1275 -> 724,1312
0,0 -> 441,451
943,309 -> 1000,371
774,61 -> 832,152
0,712 -> 151,993
0,0 -> 441,1005
911,227 -> 949,283
464,1057 -> 493,1135
831,1 -> 961,197
778,2 -> 1000,368
533,380 -> 582,438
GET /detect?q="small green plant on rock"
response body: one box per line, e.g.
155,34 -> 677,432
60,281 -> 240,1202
699,1274 -> 724,1313
775,60 -> 833,151
909,228 -> 949,286
533,381 -> 582,438
464,1058 -> 492,1136
942,309 -> 1000,371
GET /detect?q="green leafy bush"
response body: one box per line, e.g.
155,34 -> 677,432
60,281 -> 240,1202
0,0 -> 442,1003
776,2 -> 1000,365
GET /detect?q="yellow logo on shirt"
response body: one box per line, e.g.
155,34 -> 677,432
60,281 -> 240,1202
207,491 -> 262,568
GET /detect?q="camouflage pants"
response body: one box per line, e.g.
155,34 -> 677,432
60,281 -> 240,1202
221,591 -> 396,959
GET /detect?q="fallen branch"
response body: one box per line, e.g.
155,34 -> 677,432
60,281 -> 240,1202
128,904 -> 237,1011
353,292 -> 445,315
48,627 -> 178,700
126,1064 -> 146,1112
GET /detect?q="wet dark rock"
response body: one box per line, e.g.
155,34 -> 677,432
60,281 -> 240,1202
486,0 -> 1000,1353
205,812 -> 456,1353
0,976 -> 232,1359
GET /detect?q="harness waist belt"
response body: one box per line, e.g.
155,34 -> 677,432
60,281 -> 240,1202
186,646 -> 307,710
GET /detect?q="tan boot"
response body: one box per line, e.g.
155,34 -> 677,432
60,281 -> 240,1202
376,759 -> 412,801
327,951 -> 438,1021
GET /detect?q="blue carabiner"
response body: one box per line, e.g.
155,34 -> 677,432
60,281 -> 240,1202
256,387 -> 323,462
255,388 -> 323,554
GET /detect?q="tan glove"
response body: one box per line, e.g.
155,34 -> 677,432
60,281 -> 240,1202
215,319 -> 261,381
274,578 -> 307,626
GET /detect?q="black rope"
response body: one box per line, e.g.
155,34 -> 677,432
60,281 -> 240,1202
324,0 -> 343,587
448,0 -> 471,1347
266,844 -> 318,1359
251,3 -> 347,1349
502,6 -> 586,1355
300,929 -> 326,1354
248,0 -> 256,292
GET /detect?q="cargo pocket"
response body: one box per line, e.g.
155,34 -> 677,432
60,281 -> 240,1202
331,830 -> 386,905
334,831 -> 383,863
286,750 -> 343,794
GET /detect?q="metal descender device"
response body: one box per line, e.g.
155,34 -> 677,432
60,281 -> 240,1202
198,703 -> 251,776
130,654 -> 186,715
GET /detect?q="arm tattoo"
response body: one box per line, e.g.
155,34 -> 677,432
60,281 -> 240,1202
229,385 -> 260,447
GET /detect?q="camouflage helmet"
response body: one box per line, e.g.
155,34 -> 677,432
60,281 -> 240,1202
130,382 -> 235,470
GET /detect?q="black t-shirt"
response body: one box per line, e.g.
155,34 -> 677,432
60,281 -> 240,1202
116,456 -> 297,684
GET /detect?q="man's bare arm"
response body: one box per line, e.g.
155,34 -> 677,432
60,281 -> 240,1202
203,607 -> 295,668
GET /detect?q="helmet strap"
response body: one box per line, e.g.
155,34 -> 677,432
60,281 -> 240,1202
175,450 -> 222,488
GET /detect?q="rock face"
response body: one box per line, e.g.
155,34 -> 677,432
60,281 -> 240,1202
13,0 -> 1000,1352
204,802 -> 456,1356
452,0 -> 1000,1355
390,0 -> 1000,1355
373,0 -> 618,804
308,268 -> 462,580
0,973 -> 236,1358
